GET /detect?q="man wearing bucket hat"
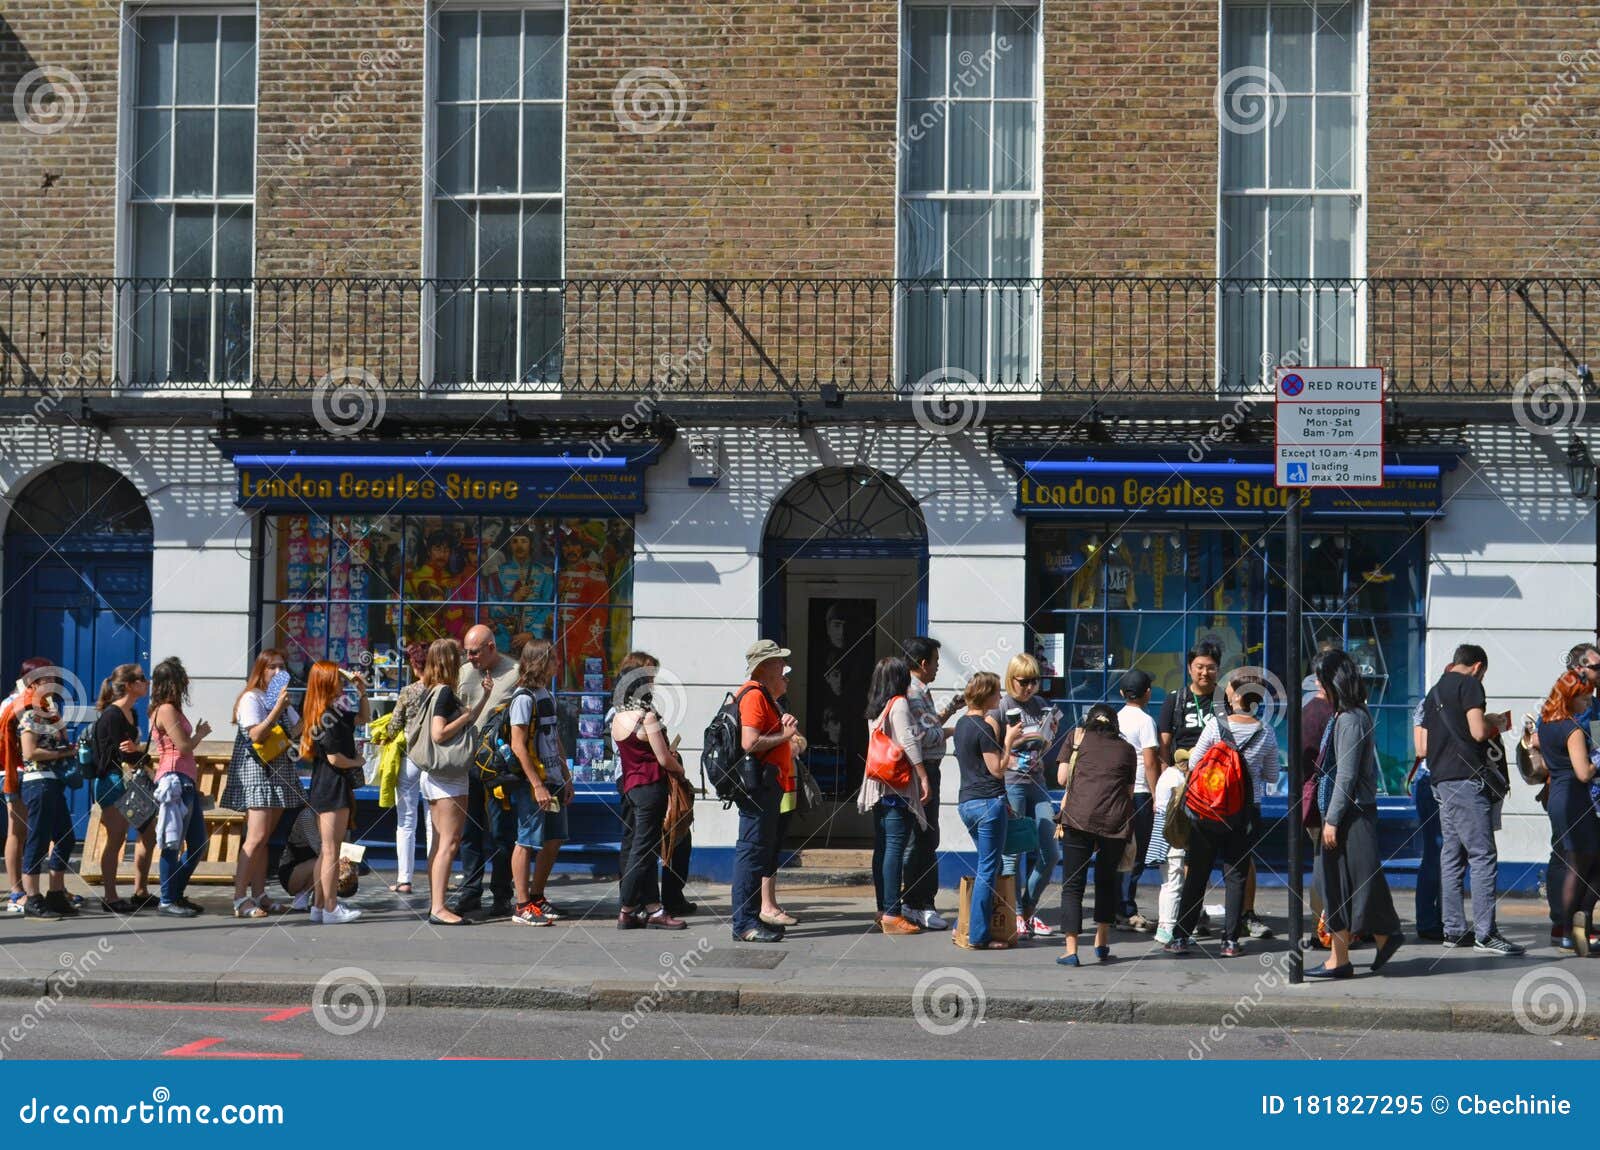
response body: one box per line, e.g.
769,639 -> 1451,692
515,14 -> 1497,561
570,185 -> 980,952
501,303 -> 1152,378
730,640 -> 799,943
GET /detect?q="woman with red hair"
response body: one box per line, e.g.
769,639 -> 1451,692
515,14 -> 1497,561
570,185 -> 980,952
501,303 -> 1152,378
301,661 -> 369,925
1536,671 -> 1600,953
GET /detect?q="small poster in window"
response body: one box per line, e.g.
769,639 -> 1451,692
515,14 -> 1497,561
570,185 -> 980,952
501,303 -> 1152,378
576,738 -> 606,765
584,657 -> 605,675
1035,633 -> 1065,678
583,673 -> 606,692
580,694 -> 605,714
578,715 -> 604,739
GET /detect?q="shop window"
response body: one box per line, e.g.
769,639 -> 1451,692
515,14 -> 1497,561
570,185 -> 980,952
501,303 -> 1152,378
260,512 -> 632,778
1028,521 -> 1422,793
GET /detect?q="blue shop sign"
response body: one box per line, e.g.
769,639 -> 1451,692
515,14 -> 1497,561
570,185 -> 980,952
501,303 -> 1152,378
997,450 -> 1453,518
218,442 -> 660,516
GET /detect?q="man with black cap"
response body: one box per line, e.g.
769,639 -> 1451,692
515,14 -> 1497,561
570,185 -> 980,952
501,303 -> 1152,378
730,639 -> 799,943
1115,669 -> 1160,932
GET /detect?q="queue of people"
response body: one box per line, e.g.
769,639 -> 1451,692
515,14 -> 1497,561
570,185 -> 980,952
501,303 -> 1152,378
1,625 -> 1593,973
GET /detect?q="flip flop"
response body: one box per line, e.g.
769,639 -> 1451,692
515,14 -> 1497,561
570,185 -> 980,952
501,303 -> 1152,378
389,882 -> 413,894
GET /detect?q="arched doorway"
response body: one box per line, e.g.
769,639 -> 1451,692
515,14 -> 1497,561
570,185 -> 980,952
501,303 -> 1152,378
762,467 -> 927,833
2,463 -> 154,725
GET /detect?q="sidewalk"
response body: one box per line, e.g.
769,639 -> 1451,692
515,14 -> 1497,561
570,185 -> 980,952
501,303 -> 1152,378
3,877 -> 1594,1038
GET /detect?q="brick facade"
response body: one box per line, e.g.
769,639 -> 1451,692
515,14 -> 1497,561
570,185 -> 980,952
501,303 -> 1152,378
1,2 -> 1595,307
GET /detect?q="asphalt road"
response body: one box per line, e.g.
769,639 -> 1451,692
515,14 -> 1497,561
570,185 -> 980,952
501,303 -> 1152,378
0,1001 -> 1591,1061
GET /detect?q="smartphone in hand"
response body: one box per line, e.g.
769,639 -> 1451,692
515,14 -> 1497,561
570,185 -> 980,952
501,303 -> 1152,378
265,669 -> 291,705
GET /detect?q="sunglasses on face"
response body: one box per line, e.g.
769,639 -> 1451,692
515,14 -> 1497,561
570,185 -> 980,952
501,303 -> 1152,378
1015,677 -> 1040,688
1583,663 -> 1600,674
463,646 -> 486,657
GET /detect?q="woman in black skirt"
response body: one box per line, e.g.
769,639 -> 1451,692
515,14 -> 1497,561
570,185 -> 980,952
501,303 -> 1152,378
1310,649 -> 1403,978
301,660 -> 369,925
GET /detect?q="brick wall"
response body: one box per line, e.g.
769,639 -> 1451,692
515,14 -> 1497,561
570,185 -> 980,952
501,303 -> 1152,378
2,2 -> 1596,286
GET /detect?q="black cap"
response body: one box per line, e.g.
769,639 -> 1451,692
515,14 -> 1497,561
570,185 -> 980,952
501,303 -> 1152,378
1118,669 -> 1153,696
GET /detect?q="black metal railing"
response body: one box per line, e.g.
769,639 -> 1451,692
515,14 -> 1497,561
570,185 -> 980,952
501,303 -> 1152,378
0,276 -> 1592,401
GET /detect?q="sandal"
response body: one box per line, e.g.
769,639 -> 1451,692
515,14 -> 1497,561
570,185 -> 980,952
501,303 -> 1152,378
389,882 -> 413,894
232,897 -> 268,919
256,895 -> 280,914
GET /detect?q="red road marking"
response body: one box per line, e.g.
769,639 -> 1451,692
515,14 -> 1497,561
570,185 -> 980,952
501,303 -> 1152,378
163,1037 -> 302,1059
94,1003 -> 310,1023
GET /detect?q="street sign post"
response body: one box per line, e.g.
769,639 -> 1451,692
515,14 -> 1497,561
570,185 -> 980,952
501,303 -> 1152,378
1273,366 -> 1386,985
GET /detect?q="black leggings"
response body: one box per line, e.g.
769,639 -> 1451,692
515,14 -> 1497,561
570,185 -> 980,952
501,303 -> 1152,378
1058,827 -> 1125,938
1177,817 -> 1249,942
1561,849 -> 1600,929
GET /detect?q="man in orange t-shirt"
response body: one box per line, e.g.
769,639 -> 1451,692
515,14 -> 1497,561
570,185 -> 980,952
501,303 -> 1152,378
731,640 -> 798,943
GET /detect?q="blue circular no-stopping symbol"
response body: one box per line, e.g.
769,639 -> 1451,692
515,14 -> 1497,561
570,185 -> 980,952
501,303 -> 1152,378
1280,372 -> 1305,397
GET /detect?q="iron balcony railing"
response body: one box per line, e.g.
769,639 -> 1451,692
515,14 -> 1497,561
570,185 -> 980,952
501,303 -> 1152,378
0,276 -> 1592,402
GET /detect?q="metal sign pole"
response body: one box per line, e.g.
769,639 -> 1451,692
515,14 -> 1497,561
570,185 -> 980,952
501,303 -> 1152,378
1285,488 -> 1305,984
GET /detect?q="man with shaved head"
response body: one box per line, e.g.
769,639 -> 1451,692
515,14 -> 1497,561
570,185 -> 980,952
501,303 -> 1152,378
451,624 -> 520,919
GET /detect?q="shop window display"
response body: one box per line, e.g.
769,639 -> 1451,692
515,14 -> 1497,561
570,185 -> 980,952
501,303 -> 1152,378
1028,522 -> 1424,794
261,513 -> 634,781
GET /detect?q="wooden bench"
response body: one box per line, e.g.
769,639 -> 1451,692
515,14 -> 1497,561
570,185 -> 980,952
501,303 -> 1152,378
79,750 -> 246,886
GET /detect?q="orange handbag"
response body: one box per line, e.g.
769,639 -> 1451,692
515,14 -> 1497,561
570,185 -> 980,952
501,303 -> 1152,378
864,697 -> 912,788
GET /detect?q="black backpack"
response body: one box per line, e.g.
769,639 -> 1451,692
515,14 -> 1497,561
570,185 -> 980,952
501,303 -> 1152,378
702,685 -> 765,807
473,687 -> 532,794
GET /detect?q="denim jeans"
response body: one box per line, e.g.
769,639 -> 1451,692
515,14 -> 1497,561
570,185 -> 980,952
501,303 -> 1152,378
959,796 -> 1007,945
902,764 -> 941,910
158,775 -> 209,904
457,769 -> 515,905
1410,772 -> 1443,935
1120,791 -> 1155,918
1001,778 -> 1060,918
730,779 -> 781,935
1435,777 -> 1499,940
19,777 -> 73,876
872,799 -> 915,917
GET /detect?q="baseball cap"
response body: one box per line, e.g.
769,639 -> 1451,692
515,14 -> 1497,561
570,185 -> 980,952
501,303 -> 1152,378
746,639 -> 792,674
1118,669 -> 1153,696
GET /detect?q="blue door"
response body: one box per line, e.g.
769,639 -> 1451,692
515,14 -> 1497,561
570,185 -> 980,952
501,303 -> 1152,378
2,462 -> 155,838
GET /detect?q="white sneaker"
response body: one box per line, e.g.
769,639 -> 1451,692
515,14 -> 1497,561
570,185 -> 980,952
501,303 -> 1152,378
5,893 -> 23,915
309,905 -> 323,924
323,903 -> 363,924
1029,915 -> 1055,937
1016,914 -> 1031,937
291,889 -> 313,912
914,908 -> 949,931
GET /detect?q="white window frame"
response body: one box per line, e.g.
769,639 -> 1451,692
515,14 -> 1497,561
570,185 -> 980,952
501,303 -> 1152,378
1215,0 -> 1368,392
115,2 -> 258,392
421,0 -> 567,394
893,0 -> 1044,395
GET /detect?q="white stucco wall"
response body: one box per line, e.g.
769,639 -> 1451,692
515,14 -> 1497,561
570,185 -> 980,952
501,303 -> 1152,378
0,426 -> 253,731
1426,423 -> 1596,865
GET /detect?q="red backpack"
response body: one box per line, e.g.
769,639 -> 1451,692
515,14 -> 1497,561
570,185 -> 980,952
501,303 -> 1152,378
1183,721 -> 1260,824
0,689 -> 29,793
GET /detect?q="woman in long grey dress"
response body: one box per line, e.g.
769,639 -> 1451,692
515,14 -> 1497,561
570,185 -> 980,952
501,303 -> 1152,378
1310,649 -> 1403,978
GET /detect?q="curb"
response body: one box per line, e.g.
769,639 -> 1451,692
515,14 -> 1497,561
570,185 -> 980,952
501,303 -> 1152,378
5,972 -> 1581,1037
